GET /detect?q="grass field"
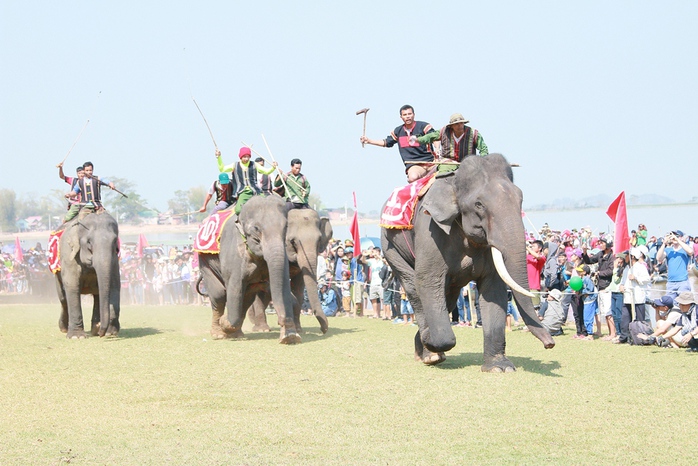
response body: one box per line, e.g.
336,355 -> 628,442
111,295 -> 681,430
1,303 -> 696,465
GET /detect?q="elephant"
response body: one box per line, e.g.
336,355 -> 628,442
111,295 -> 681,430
246,208 -> 333,334
198,195 -> 299,343
381,153 -> 555,372
55,210 -> 121,339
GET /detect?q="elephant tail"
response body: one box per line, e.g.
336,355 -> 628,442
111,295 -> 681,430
196,275 -> 207,297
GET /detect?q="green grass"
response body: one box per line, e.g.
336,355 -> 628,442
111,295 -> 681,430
1,303 -> 696,465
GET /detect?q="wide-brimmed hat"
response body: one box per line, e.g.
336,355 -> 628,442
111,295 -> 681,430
448,113 -> 469,125
548,289 -> 562,301
630,247 -> 643,260
676,291 -> 695,305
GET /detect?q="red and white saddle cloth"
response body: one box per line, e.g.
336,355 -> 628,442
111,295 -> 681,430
193,210 -> 235,254
48,230 -> 64,274
379,173 -> 436,230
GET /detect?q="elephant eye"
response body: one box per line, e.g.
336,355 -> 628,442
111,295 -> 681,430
475,201 -> 485,210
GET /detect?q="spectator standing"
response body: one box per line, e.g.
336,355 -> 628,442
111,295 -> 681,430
656,230 -> 694,299
616,248 -> 650,344
526,240 -> 546,310
583,238 -> 615,335
366,248 -> 385,319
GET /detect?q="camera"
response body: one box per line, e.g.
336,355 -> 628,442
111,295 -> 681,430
644,297 -> 656,307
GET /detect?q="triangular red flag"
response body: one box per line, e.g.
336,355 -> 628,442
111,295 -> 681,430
14,236 -> 23,262
606,192 -> 630,253
350,192 -> 360,255
137,233 -> 149,258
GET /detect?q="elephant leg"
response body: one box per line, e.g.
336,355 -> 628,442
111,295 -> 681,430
220,280 -> 254,339
90,294 -> 100,336
413,330 -> 446,365
290,274 -> 305,334
55,274 -> 69,333
478,277 -> 515,372
247,292 -> 271,332
413,260 -> 457,356
208,285 -> 229,340
102,270 -> 121,336
64,284 -> 86,339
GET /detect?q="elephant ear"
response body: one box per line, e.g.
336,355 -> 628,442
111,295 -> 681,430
65,227 -> 81,263
318,218 -> 333,253
421,179 -> 458,234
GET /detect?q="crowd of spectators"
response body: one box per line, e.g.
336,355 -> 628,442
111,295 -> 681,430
316,222 -> 698,354
0,240 -> 206,306
0,243 -> 54,298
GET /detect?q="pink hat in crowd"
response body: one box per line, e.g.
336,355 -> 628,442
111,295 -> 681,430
239,147 -> 252,159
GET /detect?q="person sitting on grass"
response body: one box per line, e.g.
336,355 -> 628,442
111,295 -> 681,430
636,295 -> 681,347
660,291 -> 698,351
318,279 -> 338,317
538,289 -> 566,336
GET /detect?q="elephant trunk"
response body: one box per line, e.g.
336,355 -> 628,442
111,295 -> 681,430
263,242 -> 295,333
489,217 -> 555,349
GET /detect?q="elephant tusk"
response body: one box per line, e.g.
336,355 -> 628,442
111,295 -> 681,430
491,247 -> 534,298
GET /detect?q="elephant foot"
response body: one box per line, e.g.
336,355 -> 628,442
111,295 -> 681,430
90,322 -> 100,337
251,324 -> 271,333
481,355 -> 516,373
279,327 -> 301,345
59,321 -> 68,334
415,350 -> 446,366
210,329 -> 227,340
228,329 -> 245,339
67,329 -> 87,340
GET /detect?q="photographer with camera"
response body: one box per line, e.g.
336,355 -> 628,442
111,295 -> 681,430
656,230 -> 694,300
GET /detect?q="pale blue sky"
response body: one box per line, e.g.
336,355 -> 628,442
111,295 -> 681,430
2,1 -> 697,213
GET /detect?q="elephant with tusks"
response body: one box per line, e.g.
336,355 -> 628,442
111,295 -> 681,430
382,154 -> 555,372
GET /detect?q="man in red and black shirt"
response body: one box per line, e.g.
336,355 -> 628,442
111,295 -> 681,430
360,104 -> 437,182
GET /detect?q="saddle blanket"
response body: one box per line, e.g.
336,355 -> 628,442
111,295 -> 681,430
48,230 -> 64,274
379,173 -> 435,230
193,210 -> 235,254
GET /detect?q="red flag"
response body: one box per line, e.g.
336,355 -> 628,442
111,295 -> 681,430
350,192 -> 360,255
137,233 -> 149,258
606,191 -> 630,253
14,236 -> 23,262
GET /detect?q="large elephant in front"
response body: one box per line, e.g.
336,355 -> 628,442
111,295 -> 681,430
55,211 -> 121,339
198,195 -> 299,343
382,153 -> 555,372
246,208 -> 333,334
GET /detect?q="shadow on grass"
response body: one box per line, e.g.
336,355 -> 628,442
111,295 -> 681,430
105,327 -> 163,340
220,326 -> 361,343
434,352 -> 562,377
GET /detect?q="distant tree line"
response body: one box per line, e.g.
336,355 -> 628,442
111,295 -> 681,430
0,179 -> 326,233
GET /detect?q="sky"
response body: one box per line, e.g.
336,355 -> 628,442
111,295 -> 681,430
2,1 -> 697,214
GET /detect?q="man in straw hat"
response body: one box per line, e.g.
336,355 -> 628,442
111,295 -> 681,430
415,112 -> 488,174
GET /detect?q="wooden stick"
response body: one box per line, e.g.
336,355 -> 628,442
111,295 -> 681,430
192,98 -> 218,150
260,134 -> 292,197
59,120 -> 90,165
58,91 -> 102,165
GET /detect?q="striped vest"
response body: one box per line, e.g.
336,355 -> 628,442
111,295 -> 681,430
77,177 -> 102,206
440,125 -> 479,161
231,162 -> 261,197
